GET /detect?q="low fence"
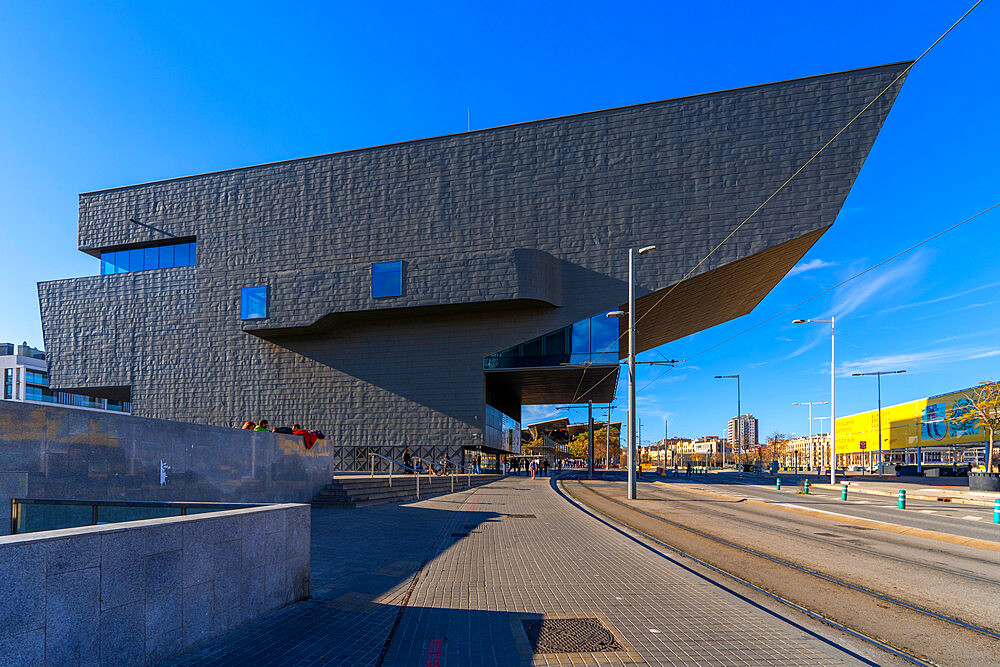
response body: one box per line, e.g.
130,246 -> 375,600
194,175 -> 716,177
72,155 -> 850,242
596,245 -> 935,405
0,503 -> 310,665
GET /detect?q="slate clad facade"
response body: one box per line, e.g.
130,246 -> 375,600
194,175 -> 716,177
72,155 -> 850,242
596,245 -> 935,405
38,63 -> 910,460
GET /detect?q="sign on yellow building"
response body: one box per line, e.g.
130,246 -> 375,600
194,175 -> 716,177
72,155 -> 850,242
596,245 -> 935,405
836,387 -> 984,454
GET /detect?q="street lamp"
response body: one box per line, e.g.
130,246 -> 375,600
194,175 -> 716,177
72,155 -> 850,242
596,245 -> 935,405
851,370 -> 906,477
607,244 -> 657,500
792,317 -> 837,484
715,374 -> 741,473
793,401 -> 828,472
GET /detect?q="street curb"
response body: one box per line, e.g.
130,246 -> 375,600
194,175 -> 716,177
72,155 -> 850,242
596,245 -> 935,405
725,474 -> 996,507
652,481 -> 1000,553
812,482 -> 996,508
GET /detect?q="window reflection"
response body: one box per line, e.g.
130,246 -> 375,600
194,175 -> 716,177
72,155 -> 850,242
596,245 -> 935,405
484,310 -> 620,369
241,286 -> 268,320
372,261 -> 403,298
99,241 -> 196,275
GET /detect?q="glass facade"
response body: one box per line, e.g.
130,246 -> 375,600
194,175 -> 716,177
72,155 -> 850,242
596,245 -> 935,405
100,241 -> 197,275
484,310 -> 620,369
1,366 -> 130,412
372,261 -> 403,298
485,404 -> 521,453
241,286 -> 268,319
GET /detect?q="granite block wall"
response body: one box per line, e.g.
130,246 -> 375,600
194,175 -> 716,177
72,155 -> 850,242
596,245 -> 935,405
38,64 -> 910,445
0,503 -> 309,665
0,401 -> 342,536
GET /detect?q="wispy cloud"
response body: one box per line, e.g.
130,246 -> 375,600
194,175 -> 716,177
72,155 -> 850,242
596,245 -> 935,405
882,280 -> 1000,314
829,251 -> 928,319
912,299 -> 1000,322
788,258 -> 835,277
837,344 -> 1000,377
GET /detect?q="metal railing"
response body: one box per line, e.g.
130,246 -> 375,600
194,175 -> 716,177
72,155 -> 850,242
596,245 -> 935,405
367,453 -> 480,497
10,498 -> 265,535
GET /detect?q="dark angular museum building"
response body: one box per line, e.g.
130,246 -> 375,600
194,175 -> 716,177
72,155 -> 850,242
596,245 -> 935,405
39,63 -> 910,466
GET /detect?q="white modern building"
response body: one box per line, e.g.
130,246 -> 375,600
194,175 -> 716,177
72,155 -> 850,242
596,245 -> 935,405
1,342 -> 130,414
727,414 -> 759,451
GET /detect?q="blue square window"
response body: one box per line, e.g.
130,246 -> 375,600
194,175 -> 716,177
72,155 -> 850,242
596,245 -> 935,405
241,286 -> 268,319
371,261 -> 402,298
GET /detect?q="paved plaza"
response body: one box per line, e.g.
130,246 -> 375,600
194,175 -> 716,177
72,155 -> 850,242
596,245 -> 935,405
167,475 -> 870,665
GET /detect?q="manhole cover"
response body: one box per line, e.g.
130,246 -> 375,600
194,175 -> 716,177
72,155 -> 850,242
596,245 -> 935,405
522,618 -> 622,654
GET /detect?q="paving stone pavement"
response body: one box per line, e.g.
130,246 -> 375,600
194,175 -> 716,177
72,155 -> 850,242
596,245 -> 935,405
167,474 -> 865,665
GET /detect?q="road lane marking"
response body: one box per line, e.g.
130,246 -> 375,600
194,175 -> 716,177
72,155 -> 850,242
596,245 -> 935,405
962,516 -> 983,521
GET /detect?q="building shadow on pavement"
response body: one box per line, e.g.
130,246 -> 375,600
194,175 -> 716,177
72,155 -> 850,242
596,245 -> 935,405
163,500 -> 540,666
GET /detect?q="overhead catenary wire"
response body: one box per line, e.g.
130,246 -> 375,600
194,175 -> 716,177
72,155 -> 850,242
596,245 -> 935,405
580,200 -> 1000,404
569,0 -> 983,405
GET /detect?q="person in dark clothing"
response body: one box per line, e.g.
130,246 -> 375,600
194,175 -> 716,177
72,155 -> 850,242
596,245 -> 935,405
686,463 -> 692,478
442,452 -> 451,475
402,448 -> 413,472
541,459 -> 549,477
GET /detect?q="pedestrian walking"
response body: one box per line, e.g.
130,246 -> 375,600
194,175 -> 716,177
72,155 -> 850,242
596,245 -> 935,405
529,459 -> 537,480
402,447 -> 413,472
442,451 -> 451,475
541,459 -> 549,477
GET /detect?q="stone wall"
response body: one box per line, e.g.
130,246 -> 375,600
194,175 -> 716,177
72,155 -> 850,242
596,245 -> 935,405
0,503 -> 310,665
0,401 -> 336,535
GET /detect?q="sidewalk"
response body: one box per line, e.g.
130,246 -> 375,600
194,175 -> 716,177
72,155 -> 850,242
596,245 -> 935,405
168,475 -> 869,666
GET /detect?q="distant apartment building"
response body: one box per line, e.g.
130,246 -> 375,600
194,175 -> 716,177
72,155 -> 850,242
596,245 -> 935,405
1,342 -> 130,414
727,414 -> 759,450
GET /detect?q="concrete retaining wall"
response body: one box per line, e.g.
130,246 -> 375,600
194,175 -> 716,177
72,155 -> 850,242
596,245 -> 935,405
0,503 -> 309,665
0,401 -> 336,534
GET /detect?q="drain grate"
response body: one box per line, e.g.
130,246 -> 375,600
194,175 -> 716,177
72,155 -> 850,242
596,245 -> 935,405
522,618 -> 622,654
814,532 -> 841,537
503,513 -> 537,519
451,532 -> 469,537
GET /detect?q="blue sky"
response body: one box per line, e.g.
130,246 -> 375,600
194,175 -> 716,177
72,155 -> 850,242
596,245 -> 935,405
1,1 -> 997,441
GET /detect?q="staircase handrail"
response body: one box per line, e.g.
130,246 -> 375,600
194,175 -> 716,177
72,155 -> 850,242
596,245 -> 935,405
368,451 -> 418,474
411,455 -> 445,474
441,459 -> 476,473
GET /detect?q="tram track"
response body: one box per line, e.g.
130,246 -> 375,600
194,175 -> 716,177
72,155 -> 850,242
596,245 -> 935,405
647,481 -> 1000,581
559,476 -> 1000,666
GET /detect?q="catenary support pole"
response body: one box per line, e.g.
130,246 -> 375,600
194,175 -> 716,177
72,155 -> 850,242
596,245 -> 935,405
628,248 -> 637,500
588,400 -> 595,479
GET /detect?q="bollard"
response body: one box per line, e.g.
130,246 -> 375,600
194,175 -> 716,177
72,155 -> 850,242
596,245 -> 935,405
841,483 -> 848,501
803,479 -> 810,495
776,478 -> 781,491
994,499 -> 999,525
898,489 -> 906,510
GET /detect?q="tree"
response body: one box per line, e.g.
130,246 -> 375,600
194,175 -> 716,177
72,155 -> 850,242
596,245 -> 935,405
963,381 -> 1000,472
567,425 -> 621,463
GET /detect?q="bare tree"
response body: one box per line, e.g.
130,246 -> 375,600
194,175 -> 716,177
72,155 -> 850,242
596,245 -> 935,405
963,381 -> 1000,473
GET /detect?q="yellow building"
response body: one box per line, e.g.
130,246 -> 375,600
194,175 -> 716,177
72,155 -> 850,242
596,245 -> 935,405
835,386 -> 987,468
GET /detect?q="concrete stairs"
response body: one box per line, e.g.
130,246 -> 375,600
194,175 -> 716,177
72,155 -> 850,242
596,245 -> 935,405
311,473 -> 504,508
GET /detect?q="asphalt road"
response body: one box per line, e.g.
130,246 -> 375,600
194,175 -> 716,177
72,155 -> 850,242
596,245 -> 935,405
668,470 -> 1000,542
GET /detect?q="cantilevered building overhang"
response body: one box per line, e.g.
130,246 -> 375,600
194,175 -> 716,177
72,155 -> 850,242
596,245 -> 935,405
39,63 -> 910,456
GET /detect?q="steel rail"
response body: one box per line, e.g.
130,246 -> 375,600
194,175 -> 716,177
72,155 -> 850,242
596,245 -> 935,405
649,480 -> 1000,576
569,477 -> 1000,642
552,475 -> 922,666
